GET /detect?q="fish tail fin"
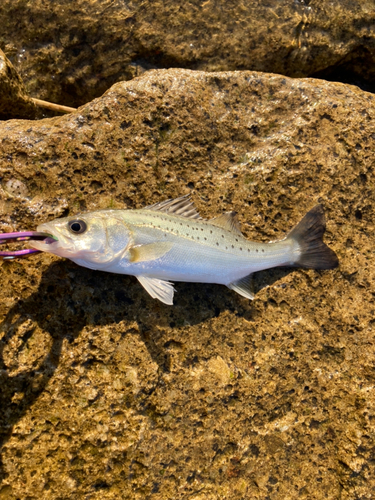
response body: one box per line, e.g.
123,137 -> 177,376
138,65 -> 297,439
286,205 -> 338,269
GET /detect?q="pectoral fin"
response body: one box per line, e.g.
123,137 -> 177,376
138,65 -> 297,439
129,242 -> 173,263
227,274 -> 254,300
137,276 -> 175,305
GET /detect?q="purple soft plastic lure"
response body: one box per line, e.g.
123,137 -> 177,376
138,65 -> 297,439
0,231 -> 57,260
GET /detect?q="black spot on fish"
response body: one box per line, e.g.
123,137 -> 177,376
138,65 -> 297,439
221,235 -> 224,238
240,248 -> 242,251
204,237 -> 207,240
232,245 -> 234,248
262,249 -> 264,252
256,249 -> 258,253
210,230 -> 212,234
216,242 -> 219,246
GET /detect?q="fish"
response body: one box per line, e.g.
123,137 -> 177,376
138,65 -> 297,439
30,195 -> 338,305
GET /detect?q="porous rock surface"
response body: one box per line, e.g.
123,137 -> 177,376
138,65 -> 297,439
0,49 -> 37,120
0,69 -> 374,499
1,0 -> 375,107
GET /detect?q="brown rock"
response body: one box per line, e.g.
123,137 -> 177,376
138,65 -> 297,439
1,1 -> 375,107
0,49 -> 37,120
0,69 -> 374,498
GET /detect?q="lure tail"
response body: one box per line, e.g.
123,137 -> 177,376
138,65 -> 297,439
287,205 -> 338,269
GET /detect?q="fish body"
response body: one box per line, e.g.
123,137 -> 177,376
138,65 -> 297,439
30,195 -> 338,305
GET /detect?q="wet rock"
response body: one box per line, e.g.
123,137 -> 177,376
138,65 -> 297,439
0,69 -> 374,498
1,1 -> 375,107
0,49 -> 37,120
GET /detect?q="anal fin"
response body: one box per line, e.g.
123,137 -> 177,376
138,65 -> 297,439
137,275 -> 175,305
227,274 -> 254,300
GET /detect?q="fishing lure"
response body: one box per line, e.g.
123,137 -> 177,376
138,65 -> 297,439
0,231 -> 56,259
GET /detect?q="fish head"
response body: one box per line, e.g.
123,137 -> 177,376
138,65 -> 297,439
29,211 -> 132,268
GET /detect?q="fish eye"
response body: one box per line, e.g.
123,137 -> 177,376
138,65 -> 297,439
68,219 -> 87,234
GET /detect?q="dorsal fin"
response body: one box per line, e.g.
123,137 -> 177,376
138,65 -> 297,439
145,194 -> 202,220
209,212 -> 243,235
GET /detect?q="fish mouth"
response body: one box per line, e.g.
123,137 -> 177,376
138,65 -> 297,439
28,224 -> 65,254
28,237 -> 59,253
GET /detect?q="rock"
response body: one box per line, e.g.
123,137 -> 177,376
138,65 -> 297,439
0,49 -> 37,120
0,1 -> 374,107
0,69 -> 374,498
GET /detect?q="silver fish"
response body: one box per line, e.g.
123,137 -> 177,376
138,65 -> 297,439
30,195 -> 338,305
